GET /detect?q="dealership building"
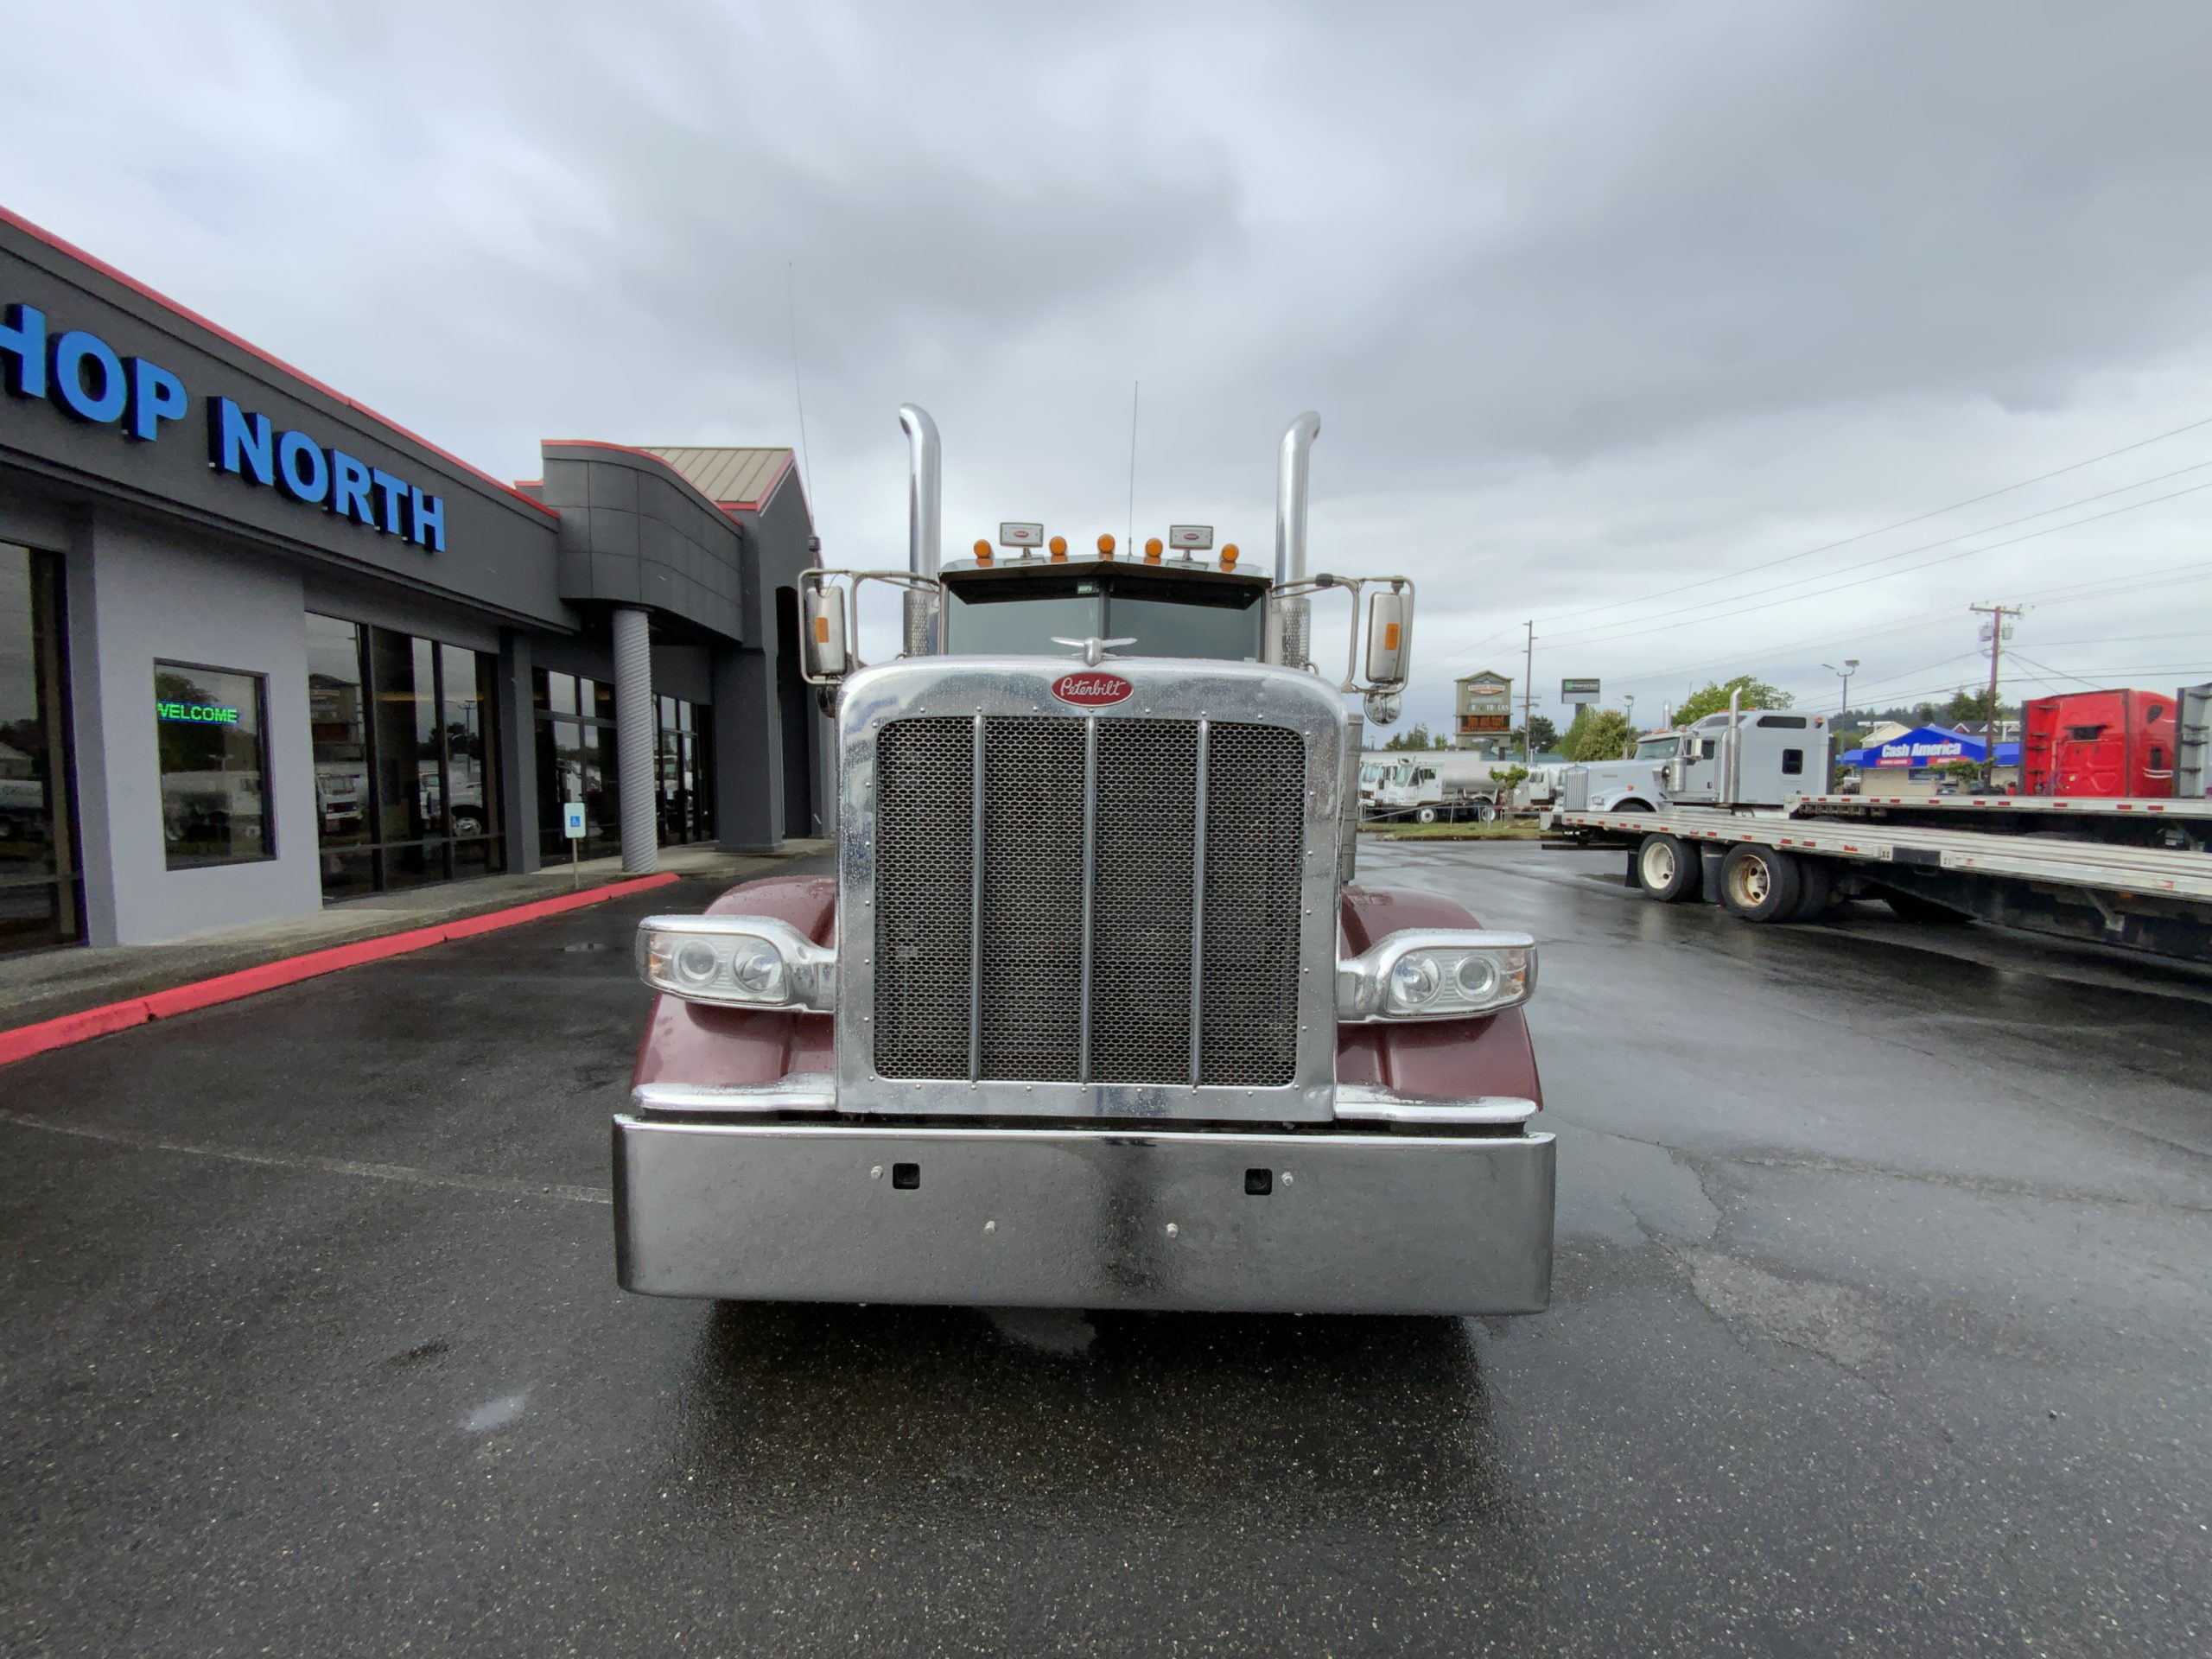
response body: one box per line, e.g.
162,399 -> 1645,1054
0,206 -> 829,953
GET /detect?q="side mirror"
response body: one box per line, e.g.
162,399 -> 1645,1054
803,586 -> 849,681
1364,588 -> 1412,686
1363,688 -> 1402,726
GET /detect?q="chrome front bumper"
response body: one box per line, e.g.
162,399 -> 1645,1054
613,1091 -> 1554,1315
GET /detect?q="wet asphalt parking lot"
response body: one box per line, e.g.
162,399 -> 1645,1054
3,842 -> 2208,1657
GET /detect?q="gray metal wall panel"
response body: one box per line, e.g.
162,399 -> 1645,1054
712,644 -> 783,854
539,446 -> 746,643
497,630 -> 538,874
68,508 -> 324,944
298,570 -> 504,655
0,226 -> 569,629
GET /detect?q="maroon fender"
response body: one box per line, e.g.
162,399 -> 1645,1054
632,875 -> 1541,1108
632,875 -> 837,1089
1336,885 -> 1543,1108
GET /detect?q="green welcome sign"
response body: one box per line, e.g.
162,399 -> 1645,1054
156,700 -> 242,725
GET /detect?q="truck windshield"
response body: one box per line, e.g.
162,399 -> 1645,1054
942,572 -> 1265,660
1635,737 -> 1680,760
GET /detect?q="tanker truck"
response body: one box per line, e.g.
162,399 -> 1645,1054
612,409 -> 1555,1315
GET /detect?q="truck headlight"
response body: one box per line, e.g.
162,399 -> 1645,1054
635,915 -> 836,1012
1338,929 -> 1535,1021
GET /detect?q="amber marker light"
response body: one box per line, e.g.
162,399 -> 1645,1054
973,537 -> 994,566
1220,543 -> 1240,570
1048,535 -> 1068,562
1097,533 -> 1116,558
1144,537 -> 1164,564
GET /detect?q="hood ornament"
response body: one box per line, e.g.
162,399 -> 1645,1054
1049,635 -> 1137,667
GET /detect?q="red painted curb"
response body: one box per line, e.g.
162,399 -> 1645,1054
0,872 -> 680,1069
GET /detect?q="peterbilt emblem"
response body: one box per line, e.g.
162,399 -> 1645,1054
1052,672 -> 1134,707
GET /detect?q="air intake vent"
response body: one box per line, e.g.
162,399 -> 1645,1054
872,715 -> 1305,1087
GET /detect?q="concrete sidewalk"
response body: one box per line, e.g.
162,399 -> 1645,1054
0,841 -> 830,1031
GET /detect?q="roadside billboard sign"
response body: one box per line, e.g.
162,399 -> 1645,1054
1561,677 -> 1600,704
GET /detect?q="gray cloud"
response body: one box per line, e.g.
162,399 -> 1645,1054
9,0 -> 2211,730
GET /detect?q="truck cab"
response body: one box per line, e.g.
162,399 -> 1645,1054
1558,711 -> 1829,814
612,408 -> 1554,1317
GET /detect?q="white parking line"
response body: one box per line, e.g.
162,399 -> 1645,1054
0,1110 -> 611,1205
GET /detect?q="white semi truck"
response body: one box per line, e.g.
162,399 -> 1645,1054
1546,696 -> 2212,961
1369,752 -> 1514,822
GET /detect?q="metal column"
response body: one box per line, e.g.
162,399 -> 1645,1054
613,607 -> 658,874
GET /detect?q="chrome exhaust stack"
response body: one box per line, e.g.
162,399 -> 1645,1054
898,404 -> 943,655
1272,411 -> 1321,669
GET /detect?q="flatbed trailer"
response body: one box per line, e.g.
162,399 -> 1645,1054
1546,794 -> 2212,963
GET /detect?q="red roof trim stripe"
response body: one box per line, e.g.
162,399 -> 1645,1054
0,202 -> 558,519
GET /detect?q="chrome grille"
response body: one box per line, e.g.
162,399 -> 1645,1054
1196,723 -> 1306,1084
977,719 -> 1085,1079
872,715 -> 1306,1087
872,718 -> 974,1079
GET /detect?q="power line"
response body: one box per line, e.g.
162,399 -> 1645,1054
1420,557 -> 2212,710
1533,460 -> 2212,649
1454,478 -> 2212,661
1517,409 -> 2212,632
2007,652 -> 2105,690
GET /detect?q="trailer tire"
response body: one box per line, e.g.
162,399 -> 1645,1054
1472,801 -> 1497,823
1718,843 -> 1803,923
1786,855 -> 1834,922
1637,834 -> 1702,902
1416,806 -> 1440,824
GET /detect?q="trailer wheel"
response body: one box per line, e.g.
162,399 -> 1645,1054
1416,806 -> 1440,824
1719,843 -> 1803,923
1636,834 -> 1701,902
1472,801 -> 1497,823
1786,855 -> 1835,922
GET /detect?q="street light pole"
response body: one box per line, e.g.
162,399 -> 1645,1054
1822,658 -> 1859,721
1822,659 -> 1859,792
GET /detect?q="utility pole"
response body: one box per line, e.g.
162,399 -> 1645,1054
1521,620 -> 1535,763
1970,603 -> 2021,784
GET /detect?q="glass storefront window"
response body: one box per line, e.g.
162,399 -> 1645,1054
656,695 -> 715,845
308,614 -> 504,899
156,662 -> 271,868
0,543 -> 81,951
532,671 -> 713,855
307,614 -> 374,899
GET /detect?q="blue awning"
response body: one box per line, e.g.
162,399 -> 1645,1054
1840,727 -> 2018,769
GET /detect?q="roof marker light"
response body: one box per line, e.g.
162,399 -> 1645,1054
972,537 -> 994,566
1220,543 -> 1240,570
1144,537 -> 1164,564
1048,535 -> 1068,562
1097,533 -> 1116,558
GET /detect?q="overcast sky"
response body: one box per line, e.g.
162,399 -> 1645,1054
9,0 -> 2212,734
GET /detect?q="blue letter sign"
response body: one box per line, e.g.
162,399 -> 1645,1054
4,294 -> 448,554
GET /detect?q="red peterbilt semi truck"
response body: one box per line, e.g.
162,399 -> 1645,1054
611,408 -> 1555,1316
2020,689 -> 2178,799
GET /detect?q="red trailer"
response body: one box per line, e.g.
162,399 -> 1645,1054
2021,689 -> 2178,799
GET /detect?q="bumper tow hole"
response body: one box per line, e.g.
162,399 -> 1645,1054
892,1162 -> 920,1190
1244,1168 -> 1273,1196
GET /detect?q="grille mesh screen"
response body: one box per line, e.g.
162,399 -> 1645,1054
872,718 -> 975,1078
977,720 -> 1086,1078
1197,724 -> 1306,1084
871,713 -> 1306,1088
1090,721 -> 1202,1083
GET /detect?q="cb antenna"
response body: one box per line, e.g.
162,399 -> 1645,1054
785,262 -> 815,529
1127,378 -> 1140,553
